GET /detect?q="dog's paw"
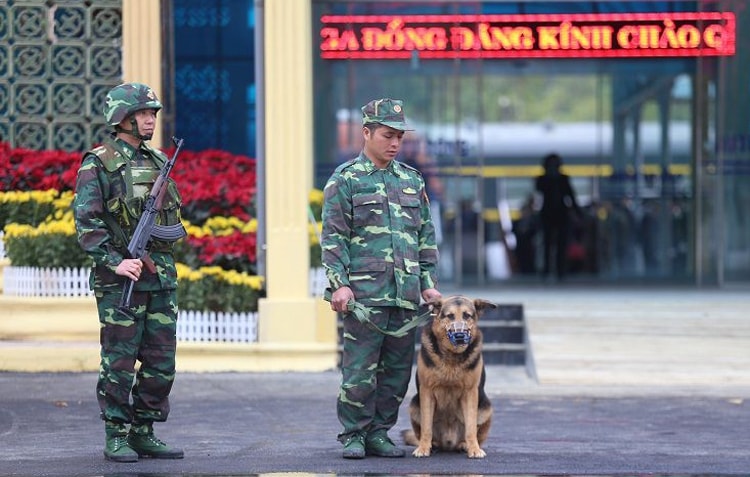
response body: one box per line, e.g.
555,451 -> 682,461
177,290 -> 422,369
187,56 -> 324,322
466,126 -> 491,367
412,445 -> 432,457
466,446 -> 486,459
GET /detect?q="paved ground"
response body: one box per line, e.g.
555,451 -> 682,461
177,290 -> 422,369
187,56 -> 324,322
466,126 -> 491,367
0,370 -> 748,476
1,284 -> 749,476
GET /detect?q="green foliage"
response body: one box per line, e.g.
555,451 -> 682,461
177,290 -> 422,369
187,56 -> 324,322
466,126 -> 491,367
4,233 -> 90,268
0,191 -> 60,228
177,274 -> 261,313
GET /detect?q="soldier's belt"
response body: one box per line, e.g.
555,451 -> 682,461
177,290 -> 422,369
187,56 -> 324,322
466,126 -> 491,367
324,288 -> 432,338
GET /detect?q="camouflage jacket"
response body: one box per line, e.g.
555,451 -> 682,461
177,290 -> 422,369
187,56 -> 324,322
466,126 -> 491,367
73,136 -> 182,291
321,153 -> 439,310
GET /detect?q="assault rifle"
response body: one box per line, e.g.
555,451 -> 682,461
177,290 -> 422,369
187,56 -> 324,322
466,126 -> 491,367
119,136 -> 187,315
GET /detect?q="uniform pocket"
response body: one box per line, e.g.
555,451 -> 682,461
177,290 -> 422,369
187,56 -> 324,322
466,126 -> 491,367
349,257 -> 386,296
352,192 -> 386,228
397,191 -> 422,231
106,197 -> 132,229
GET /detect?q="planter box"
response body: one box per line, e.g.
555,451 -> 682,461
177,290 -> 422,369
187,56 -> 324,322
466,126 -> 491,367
2,266 -> 331,345
178,310 -> 258,343
3,265 -> 328,298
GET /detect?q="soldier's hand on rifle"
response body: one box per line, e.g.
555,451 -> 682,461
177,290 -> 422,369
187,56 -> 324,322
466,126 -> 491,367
116,258 -> 143,282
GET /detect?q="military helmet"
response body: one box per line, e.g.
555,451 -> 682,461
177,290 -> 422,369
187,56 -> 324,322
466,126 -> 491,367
103,82 -> 162,126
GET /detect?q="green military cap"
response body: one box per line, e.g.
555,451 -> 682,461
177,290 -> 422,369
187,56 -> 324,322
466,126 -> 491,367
361,98 -> 414,131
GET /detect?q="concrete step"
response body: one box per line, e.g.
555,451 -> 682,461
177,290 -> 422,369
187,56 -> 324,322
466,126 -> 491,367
481,304 -> 529,366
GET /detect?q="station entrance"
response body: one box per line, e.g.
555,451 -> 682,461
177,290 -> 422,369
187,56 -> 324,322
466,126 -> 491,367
323,61 -> 701,285
312,5 -> 739,286
415,60 -> 698,286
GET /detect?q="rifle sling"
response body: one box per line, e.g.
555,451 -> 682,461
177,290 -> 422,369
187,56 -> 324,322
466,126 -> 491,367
101,211 -> 130,251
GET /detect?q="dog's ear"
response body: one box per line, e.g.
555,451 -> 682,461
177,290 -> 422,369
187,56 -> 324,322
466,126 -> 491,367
473,299 -> 497,318
427,297 -> 443,316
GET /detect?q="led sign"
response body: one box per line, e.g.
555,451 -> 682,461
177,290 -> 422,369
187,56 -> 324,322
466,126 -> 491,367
320,12 -> 736,59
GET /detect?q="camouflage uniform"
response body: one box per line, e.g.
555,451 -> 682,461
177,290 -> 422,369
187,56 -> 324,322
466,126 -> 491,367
321,99 -> 439,447
73,83 -> 183,448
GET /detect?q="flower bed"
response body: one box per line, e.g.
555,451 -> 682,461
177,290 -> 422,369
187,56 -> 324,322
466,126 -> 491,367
1,142 -> 326,312
2,263 -> 259,342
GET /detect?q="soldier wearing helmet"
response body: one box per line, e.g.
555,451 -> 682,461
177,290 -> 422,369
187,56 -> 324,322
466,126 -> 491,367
104,82 -> 163,140
73,82 -> 184,462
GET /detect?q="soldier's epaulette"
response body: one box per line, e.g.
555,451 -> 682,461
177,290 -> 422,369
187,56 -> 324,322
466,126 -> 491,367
141,142 -> 168,168
89,143 -> 126,173
333,158 -> 357,173
89,145 -> 107,156
397,160 -> 424,177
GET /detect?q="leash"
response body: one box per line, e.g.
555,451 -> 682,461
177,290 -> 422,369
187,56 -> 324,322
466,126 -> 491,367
324,289 -> 433,338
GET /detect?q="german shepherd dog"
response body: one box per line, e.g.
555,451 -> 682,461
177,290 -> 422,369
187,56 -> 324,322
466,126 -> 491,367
403,296 -> 497,458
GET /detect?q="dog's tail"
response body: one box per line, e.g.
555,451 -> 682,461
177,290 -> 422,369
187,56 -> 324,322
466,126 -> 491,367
401,428 -> 419,446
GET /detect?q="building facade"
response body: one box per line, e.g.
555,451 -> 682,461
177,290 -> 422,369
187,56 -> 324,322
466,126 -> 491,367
175,0 -> 750,287
2,0 -> 748,288
307,0 -> 748,287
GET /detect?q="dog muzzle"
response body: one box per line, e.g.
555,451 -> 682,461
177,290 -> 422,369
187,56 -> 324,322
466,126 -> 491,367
446,322 -> 472,347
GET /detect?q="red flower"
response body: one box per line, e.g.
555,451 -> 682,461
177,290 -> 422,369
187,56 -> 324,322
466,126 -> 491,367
186,231 -> 258,273
2,141 -> 261,273
0,142 -> 258,225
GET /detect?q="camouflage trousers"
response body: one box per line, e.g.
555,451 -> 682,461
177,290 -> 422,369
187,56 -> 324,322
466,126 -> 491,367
337,306 -> 416,442
95,288 -> 178,425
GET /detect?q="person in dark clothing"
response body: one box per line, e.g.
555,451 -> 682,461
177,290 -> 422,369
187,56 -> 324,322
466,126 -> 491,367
512,194 -> 539,275
535,153 -> 581,280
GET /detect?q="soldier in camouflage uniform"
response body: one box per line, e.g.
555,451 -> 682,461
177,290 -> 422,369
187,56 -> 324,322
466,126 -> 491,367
321,98 -> 442,459
73,82 -> 185,462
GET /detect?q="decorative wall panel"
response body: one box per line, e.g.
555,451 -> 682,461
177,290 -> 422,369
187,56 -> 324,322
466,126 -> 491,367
0,0 -> 122,152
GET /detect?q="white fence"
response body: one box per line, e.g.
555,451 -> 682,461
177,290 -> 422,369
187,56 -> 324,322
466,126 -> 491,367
0,231 -> 5,259
3,266 -> 93,297
308,266 -> 328,297
3,266 -> 330,344
3,266 -> 328,298
177,310 -> 258,342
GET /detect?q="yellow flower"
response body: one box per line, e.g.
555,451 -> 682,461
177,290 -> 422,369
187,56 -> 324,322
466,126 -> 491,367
241,219 -> 257,234
182,221 -> 206,239
309,188 -> 324,206
308,222 -> 322,245
175,263 -> 264,291
53,191 -> 74,209
0,189 -> 59,204
199,266 -> 224,277
202,216 -> 254,236
3,223 -> 37,238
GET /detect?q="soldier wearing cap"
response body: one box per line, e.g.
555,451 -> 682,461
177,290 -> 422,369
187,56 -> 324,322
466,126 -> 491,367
73,82 -> 184,462
321,98 -> 442,459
